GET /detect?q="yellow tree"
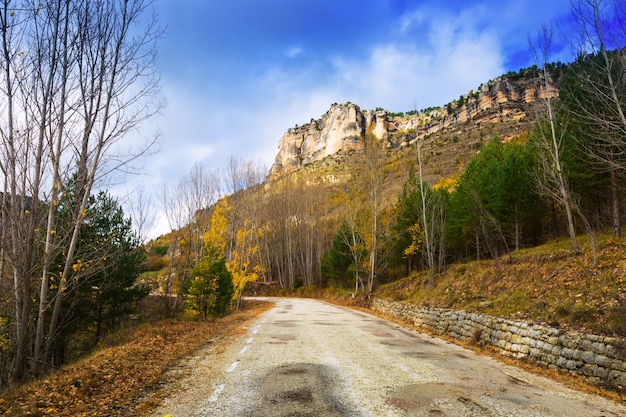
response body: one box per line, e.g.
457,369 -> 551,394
355,133 -> 387,294
204,198 -> 230,254
203,198 -> 263,309
229,218 -> 264,309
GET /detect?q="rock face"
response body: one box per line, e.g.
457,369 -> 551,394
269,75 -> 558,177
270,103 -> 364,176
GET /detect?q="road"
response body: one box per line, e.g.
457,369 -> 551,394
150,298 -> 626,416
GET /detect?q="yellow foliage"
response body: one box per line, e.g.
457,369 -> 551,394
227,218 -> 264,300
403,223 -> 423,258
433,172 -> 460,192
204,198 -> 230,254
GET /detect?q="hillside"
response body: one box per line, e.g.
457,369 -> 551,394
143,60 -> 623,338
374,233 -> 626,338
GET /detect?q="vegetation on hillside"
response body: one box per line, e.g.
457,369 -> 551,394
377,233 -> 626,336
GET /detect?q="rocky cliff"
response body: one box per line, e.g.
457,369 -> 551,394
269,75 -> 558,177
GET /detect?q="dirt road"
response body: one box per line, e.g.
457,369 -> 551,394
150,298 -> 626,416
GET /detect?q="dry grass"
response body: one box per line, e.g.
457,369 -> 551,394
376,233 -> 626,337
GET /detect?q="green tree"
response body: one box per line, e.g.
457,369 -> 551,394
48,188 -> 149,365
185,246 -> 233,319
498,137 -> 543,250
447,138 -> 506,261
560,51 -> 626,236
321,223 -> 359,288
446,137 -> 540,261
392,170 -> 423,274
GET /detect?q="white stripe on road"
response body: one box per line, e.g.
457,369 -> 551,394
226,361 -> 239,373
208,384 -> 225,402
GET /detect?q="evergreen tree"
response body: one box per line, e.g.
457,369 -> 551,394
321,223 -> 356,287
184,246 -> 233,319
446,137 -> 542,260
49,187 -> 149,364
560,51 -> 626,235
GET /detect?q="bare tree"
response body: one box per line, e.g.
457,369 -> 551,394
129,183 -> 157,244
0,0 -> 47,380
563,0 -> 626,236
349,133 -> 387,294
530,25 -> 597,263
415,141 -> 447,284
338,189 -> 366,295
42,0 -> 161,369
161,181 -> 187,310
530,25 -> 581,254
0,0 -> 162,379
220,156 -> 266,301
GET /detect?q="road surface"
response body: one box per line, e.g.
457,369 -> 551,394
151,298 -> 626,416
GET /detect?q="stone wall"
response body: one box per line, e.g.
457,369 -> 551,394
372,298 -> 626,390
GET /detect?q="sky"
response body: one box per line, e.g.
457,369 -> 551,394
124,0 -> 576,239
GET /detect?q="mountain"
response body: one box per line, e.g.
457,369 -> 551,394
269,73 -> 558,180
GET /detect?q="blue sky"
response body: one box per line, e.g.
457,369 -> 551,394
129,0 -> 575,237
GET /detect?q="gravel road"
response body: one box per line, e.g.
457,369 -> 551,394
150,298 -> 626,416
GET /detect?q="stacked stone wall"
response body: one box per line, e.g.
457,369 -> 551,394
372,298 -> 626,390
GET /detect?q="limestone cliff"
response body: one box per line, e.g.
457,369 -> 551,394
269,75 -> 558,177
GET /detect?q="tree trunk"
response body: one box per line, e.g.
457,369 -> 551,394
610,169 -> 620,237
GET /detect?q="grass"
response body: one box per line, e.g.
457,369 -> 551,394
376,232 -> 626,336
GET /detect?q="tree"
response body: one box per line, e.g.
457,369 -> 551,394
0,0 -> 162,380
499,137 -> 542,250
560,0 -> 626,236
354,134 -> 387,294
393,163 -> 448,283
321,223 -> 356,288
339,175 -> 368,295
49,188 -> 149,363
415,141 -> 446,284
529,25 -> 584,256
161,162 -> 222,309
129,182 -> 157,244
184,246 -> 233,319
229,218 -> 263,308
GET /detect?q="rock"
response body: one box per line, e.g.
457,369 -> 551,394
269,76 -> 558,177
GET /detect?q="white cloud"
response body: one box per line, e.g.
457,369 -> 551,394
327,24 -> 503,111
286,46 -> 304,58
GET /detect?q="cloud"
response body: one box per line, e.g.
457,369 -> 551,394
326,12 -> 504,111
286,46 -> 304,58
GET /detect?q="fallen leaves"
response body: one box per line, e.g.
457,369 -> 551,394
0,301 -> 272,416
376,233 -> 626,337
